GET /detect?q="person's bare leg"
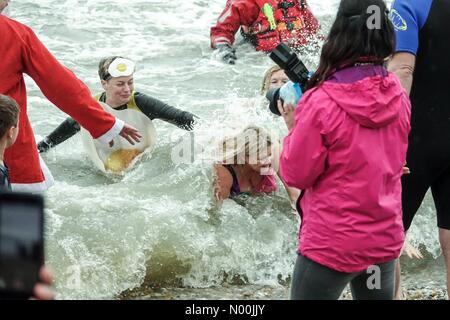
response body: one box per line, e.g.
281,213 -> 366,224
394,260 -> 403,300
439,228 -> 450,299
394,240 -> 424,299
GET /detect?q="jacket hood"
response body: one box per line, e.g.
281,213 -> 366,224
321,73 -> 404,128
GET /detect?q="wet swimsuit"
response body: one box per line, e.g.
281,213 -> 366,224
223,165 -> 242,197
0,164 -> 11,191
37,92 -> 196,152
392,0 -> 450,230
223,164 -> 277,197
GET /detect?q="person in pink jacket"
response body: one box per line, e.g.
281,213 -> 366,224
279,0 -> 411,300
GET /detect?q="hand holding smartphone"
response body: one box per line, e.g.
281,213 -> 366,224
0,192 -> 44,299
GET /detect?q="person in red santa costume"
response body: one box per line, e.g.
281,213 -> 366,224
0,1 -> 141,192
211,0 -> 320,64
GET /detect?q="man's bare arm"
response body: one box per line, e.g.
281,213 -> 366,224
388,52 -> 416,95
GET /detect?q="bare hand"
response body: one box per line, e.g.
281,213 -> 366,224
403,163 -> 410,175
110,124 -> 142,147
277,100 -> 296,130
32,266 -> 55,300
402,241 -> 424,259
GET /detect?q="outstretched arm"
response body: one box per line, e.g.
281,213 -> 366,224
210,0 -> 258,48
20,23 -> 140,145
38,117 -> 80,153
210,0 -> 259,64
135,92 -> 197,131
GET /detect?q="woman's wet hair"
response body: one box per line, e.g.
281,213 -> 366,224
261,65 -> 283,94
218,125 -> 274,165
308,0 -> 395,89
98,56 -> 125,81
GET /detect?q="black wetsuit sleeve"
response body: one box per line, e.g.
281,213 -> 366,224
37,117 -> 81,153
134,92 -> 197,131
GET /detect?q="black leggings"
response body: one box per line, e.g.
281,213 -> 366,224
290,254 -> 396,300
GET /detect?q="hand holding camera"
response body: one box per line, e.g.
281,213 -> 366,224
277,100 -> 296,130
266,43 -> 311,116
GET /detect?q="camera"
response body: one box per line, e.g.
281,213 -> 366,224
266,43 -> 310,116
0,192 -> 44,299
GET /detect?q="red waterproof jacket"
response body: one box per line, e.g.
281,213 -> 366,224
0,16 -> 123,191
211,0 -> 319,52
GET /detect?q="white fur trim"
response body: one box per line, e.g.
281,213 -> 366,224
11,156 -> 55,192
95,118 -> 124,144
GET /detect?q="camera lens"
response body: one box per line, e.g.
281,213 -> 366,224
266,88 -> 282,116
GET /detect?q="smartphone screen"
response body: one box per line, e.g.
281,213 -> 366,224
0,193 -> 44,299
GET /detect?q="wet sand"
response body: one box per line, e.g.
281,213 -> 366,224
120,283 -> 447,300
120,254 -> 448,300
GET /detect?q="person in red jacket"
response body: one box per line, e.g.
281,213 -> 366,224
0,9 -> 141,192
211,0 -> 320,64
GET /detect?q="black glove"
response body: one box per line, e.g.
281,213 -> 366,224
36,117 -> 81,153
178,112 -> 198,131
37,139 -> 52,153
216,43 -> 237,65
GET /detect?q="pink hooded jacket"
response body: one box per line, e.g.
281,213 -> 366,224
280,66 -> 411,273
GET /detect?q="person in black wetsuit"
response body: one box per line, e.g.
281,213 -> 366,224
37,56 -> 197,153
389,0 -> 450,299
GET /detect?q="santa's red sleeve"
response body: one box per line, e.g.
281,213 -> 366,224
20,23 -> 123,143
1,17 -> 123,190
